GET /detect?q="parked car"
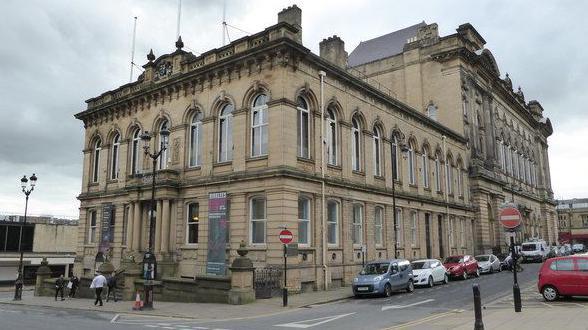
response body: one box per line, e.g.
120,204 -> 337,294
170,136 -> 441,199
546,246 -> 560,259
538,255 -> 588,301
475,254 -> 501,274
496,253 -> 510,270
572,244 -> 585,253
520,240 -> 548,263
352,259 -> 414,297
411,259 -> 449,287
562,244 -> 573,256
443,255 -> 479,280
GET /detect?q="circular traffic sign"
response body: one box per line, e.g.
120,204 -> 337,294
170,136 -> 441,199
499,207 -> 522,229
279,229 -> 293,244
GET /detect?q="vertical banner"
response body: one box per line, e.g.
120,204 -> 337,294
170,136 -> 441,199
207,192 -> 228,275
99,204 -> 114,255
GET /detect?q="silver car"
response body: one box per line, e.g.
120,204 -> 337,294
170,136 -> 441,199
475,254 -> 501,274
352,259 -> 414,297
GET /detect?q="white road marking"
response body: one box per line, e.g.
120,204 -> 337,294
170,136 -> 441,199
381,298 -> 435,311
274,312 -> 355,328
110,313 -> 120,323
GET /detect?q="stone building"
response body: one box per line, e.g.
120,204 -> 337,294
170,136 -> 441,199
557,198 -> 588,245
349,21 -> 556,252
73,5 -> 554,292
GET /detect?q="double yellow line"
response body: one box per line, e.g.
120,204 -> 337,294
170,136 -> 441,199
381,309 -> 464,329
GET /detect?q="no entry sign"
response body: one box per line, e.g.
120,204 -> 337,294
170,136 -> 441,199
499,207 -> 522,229
279,229 -> 293,244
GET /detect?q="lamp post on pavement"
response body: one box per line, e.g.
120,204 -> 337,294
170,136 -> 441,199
14,173 -> 37,301
140,127 -> 170,309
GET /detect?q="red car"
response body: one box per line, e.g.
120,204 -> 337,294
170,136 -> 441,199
443,255 -> 479,280
538,255 -> 588,301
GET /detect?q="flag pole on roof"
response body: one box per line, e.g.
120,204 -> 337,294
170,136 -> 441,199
129,16 -> 138,83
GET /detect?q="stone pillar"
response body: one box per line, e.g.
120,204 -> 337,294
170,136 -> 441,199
228,242 -> 255,305
120,257 -> 142,301
132,202 -> 141,251
161,200 -> 170,253
155,200 -> 162,253
127,203 -> 135,249
34,258 -> 52,297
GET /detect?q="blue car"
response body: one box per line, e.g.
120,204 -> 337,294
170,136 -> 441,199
352,259 -> 414,297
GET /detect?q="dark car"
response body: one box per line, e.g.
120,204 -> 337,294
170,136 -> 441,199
443,255 -> 479,280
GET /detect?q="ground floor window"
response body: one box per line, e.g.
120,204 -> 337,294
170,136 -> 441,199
250,197 -> 266,244
187,203 -> 199,244
298,197 -> 310,245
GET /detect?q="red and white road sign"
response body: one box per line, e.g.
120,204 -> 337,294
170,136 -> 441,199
499,207 -> 522,229
279,229 -> 293,244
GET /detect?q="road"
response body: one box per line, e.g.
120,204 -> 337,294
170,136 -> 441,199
0,263 -> 542,330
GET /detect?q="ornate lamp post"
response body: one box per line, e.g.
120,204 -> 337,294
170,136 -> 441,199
14,173 -> 37,301
140,127 -> 170,309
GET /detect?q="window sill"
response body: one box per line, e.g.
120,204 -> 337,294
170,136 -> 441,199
327,245 -> 341,250
423,187 -> 431,192
409,184 -> 418,188
297,157 -> 314,164
246,155 -> 268,162
327,164 -> 342,170
352,170 -> 365,176
83,244 -> 96,248
374,175 -> 385,181
248,245 -> 267,250
185,165 -> 202,172
213,161 -> 232,167
107,179 -> 119,184
181,244 -> 199,250
88,182 -> 99,187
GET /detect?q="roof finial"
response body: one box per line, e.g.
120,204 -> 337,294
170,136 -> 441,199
175,35 -> 184,50
147,49 -> 155,62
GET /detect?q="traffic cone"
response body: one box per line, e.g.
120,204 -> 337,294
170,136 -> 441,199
132,291 -> 142,311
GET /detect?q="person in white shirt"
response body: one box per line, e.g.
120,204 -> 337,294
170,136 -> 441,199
90,272 -> 107,306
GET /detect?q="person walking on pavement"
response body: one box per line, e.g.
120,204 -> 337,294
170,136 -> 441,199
106,273 -> 118,302
90,272 -> 107,306
55,275 -> 66,301
69,275 -> 80,298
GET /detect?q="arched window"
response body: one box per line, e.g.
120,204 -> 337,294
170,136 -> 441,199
326,108 -> 338,165
297,97 -> 310,158
374,207 -> 384,246
434,153 -> 441,192
499,140 -> 506,171
189,112 -> 203,167
110,133 -> 120,180
352,204 -> 363,245
446,155 -> 453,195
186,203 -> 199,244
157,120 -> 169,170
250,196 -> 266,244
457,161 -> 464,197
506,145 -> 512,175
407,141 -> 416,185
327,200 -> 338,245
130,129 -> 141,175
426,104 -> 437,121
298,197 -> 310,245
421,147 -> 429,188
92,138 -> 101,183
251,94 -> 268,156
219,103 -> 234,162
373,126 -> 382,176
351,116 -> 361,171
391,135 -> 399,180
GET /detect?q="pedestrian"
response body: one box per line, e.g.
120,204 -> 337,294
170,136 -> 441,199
106,273 -> 118,302
69,275 -> 80,298
90,272 -> 107,306
55,275 -> 66,301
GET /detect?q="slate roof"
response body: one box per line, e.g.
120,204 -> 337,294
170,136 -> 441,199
348,22 -> 426,67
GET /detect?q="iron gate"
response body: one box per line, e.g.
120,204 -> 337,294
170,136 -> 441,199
254,266 -> 283,299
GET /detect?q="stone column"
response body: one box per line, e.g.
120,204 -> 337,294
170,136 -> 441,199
34,258 -> 52,297
155,200 -> 162,253
132,202 -> 141,251
228,242 -> 255,305
127,203 -> 135,250
161,200 -> 170,253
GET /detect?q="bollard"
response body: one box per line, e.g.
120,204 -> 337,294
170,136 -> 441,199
513,283 -> 522,312
283,288 -> 288,307
473,284 -> 484,330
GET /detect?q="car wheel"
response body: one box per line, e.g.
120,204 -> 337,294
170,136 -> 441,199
462,271 -> 468,280
384,283 -> 393,297
406,280 -> 414,293
443,274 -> 449,284
542,285 -> 558,302
475,269 -> 480,277
428,276 -> 434,288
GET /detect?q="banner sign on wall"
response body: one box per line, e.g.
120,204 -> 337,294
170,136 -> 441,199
207,192 -> 228,275
99,204 -> 114,255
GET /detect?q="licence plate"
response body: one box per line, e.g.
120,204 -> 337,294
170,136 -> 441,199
357,287 -> 369,291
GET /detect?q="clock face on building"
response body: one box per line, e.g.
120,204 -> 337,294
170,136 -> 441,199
157,62 -> 172,77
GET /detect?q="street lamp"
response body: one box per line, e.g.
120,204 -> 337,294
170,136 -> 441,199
392,135 -> 409,259
140,127 -> 170,309
14,173 -> 37,301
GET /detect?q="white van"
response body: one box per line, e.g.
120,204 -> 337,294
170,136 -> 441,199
520,240 -> 548,263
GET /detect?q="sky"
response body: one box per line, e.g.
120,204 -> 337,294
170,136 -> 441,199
0,0 -> 586,218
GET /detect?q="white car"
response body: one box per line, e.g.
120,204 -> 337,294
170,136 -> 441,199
411,259 -> 449,287
475,254 -> 501,273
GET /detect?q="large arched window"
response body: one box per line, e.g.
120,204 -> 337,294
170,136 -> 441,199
251,94 -> 268,157
391,135 -> 399,180
407,141 -> 416,185
351,116 -> 362,171
434,153 -> 441,192
157,120 -> 170,170
219,103 -> 234,162
110,133 -> 120,180
130,129 -> 141,174
189,112 -> 203,167
297,97 -> 310,158
298,197 -> 310,246
421,147 -> 429,188
373,126 -> 382,176
92,138 -> 101,183
326,108 -> 338,165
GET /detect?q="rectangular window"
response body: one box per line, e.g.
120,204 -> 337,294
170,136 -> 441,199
374,207 -> 383,246
411,211 -> 418,246
327,201 -> 338,245
187,203 -> 199,244
352,204 -> 363,245
250,197 -> 266,244
395,208 -> 403,247
298,198 -> 310,245
576,258 -> 588,271
422,154 -> 429,188
251,106 -> 268,156
88,210 -> 97,244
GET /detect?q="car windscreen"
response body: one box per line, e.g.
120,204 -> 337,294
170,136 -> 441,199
522,244 -> 537,251
411,261 -> 427,269
360,263 -> 389,275
444,257 -> 463,263
476,256 -> 489,261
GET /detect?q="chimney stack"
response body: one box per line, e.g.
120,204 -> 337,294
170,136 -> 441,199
278,5 -> 302,43
319,35 -> 348,69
